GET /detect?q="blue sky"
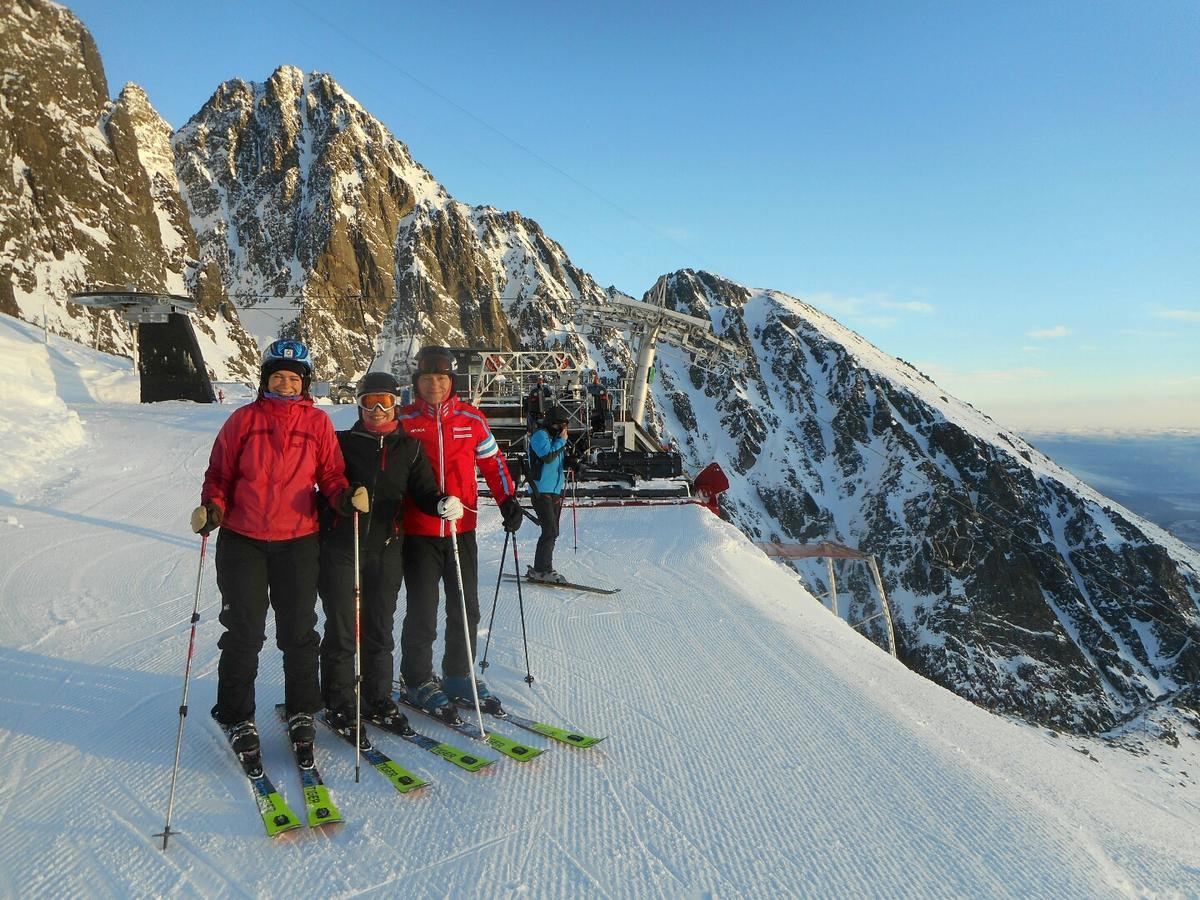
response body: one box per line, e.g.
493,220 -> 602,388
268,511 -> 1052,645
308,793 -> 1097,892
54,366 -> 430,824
68,0 -> 1198,431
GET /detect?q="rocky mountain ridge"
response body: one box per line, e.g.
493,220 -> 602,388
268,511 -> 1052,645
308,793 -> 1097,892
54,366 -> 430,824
4,0 -> 1198,738
651,269 -> 1200,735
0,0 -> 258,380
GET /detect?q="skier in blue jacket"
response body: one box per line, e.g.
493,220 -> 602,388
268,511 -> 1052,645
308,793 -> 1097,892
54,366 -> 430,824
526,404 -> 572,583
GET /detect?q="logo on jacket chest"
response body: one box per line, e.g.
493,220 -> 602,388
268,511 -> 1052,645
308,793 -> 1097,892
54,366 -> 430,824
451,426 -> 472,440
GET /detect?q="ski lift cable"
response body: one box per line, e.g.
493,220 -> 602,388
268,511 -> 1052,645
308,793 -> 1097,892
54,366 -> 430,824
648,345 -> 742,379
286,0 -> 695,261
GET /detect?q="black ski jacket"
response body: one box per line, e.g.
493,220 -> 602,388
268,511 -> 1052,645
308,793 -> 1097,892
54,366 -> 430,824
320,422 -> 443,558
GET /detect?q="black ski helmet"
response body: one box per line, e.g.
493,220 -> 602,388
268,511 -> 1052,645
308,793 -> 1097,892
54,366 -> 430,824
412,346 -> 457,383
260,338 -> 313,393
356,371 -> 401,399
544,404 -> 571,428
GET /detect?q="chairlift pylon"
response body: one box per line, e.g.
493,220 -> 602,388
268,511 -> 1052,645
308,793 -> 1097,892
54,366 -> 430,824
930,521 -> 978,573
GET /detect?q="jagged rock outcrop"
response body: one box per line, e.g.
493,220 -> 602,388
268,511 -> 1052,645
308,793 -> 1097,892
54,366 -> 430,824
649,268 -> 1200,733
172,65 -> 621,382
0,0 -> 258,377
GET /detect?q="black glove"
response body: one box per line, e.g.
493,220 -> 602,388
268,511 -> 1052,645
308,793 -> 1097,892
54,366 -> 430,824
190,502 -> 223,536
334,484 -> 370,517
500,496 -> 524,533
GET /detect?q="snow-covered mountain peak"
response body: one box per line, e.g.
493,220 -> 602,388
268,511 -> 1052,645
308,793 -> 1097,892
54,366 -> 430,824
650,267 -> 1200,735
0,0 -> 259,379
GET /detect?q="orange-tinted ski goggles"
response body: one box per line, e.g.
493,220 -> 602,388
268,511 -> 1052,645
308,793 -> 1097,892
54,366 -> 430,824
357,392 -> 398,411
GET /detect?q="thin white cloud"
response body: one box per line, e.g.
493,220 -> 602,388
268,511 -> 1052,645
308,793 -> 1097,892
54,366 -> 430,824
879,299 -> 934,314
1118,328 -> 1179,339
659,226 -> 696,243
917,362 -> 1053,384
1026,325 -> 1070,339
1152,308 -> 1200,323
807,292 -> 934,323
960,367 -> 1054,384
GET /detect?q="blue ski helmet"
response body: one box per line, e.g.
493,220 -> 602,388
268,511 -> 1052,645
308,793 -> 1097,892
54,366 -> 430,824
260,338 -> 313,392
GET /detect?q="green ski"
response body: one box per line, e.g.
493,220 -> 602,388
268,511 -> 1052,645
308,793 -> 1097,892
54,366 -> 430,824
215,720 -> 303,837
495,710 -> 606,749
274,705 -> 343,827
319,711 -> 430,794
366,712 -> 494,772
394,690 -> 545,762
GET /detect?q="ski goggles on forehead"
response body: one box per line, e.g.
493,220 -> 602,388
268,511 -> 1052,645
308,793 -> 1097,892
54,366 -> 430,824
357,392 -> 397,411
416,355 -> 456,375
265,339 -> 310,363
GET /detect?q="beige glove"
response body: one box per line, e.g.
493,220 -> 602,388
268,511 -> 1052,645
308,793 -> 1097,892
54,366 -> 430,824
190,502 -> 223,536
335,484 -> 370,516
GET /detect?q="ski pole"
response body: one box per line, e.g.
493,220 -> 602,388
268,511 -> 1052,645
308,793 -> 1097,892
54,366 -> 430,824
448,518 -> 487,737
353,510 -> 362,783
571,469 -> 578,554
479,529 -> 510,673
509,533 -> 535,685
156,533 -> 209,851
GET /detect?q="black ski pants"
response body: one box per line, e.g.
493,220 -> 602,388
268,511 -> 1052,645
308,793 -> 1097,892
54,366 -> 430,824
318,540 -> 405,713
400,531 -> 479,685
532,491 -> 564,573
213,529 -> 322,724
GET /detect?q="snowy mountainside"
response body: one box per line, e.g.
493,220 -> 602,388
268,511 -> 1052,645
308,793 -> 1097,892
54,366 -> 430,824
173,64 -> 638,386
2,316 -> 1200,896
647,269 -> 1200,736
3,0 -> 1195,745
0,1 -> 259,380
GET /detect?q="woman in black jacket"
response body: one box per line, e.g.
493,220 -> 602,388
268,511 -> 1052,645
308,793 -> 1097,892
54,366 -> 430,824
319,371 -> 460,729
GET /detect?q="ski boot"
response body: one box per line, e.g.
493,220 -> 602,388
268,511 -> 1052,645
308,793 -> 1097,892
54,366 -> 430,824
287,711 -> 317,768
364,697 -> 414,736
527,566 -> 566,584
324,707 -> 369,750
226,719 -> 260,755
442,675 -> 503,715
406,678 -> 461,725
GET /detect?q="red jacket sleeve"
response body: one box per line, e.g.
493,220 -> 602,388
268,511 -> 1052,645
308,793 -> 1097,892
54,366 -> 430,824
201,406 -> 248,511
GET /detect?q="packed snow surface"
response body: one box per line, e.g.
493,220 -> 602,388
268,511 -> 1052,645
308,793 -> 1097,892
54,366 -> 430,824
1,314 -> 1199,897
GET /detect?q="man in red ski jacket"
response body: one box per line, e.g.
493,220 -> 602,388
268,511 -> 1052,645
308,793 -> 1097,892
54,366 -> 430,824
192,339 -> 366,760
396,346 -> 524,719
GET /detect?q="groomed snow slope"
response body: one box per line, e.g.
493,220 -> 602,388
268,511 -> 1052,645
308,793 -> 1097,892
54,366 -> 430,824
1,315 -> 1199,897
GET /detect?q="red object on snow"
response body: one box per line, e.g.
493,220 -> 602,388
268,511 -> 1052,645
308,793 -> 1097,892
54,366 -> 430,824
693,462 -> 730,515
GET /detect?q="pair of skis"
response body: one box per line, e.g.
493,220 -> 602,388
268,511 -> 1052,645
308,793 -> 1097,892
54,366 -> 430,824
214,709 -> 340,838
394,682 -> 606,751
218,700 -> 606,837
502,573 -> 620,595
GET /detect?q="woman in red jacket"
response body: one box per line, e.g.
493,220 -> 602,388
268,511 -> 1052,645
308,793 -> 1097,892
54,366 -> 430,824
191,339 -> 366,763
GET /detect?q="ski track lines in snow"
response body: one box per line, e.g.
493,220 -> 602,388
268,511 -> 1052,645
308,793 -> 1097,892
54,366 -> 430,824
547,512 -> 1098,897
2,396 -> 1200,896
